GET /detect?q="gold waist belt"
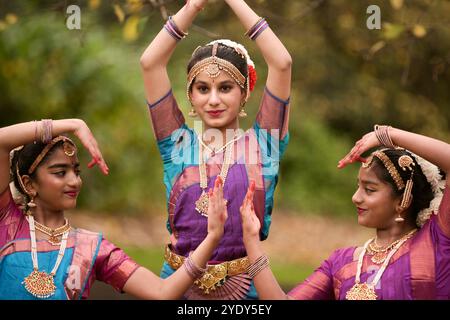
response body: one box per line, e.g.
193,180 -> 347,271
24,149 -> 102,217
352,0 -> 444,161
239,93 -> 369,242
164,244 -> 250,294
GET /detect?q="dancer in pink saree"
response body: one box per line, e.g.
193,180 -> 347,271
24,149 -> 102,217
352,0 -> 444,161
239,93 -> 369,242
0,119 -> 227,299
240,126 -> 449,299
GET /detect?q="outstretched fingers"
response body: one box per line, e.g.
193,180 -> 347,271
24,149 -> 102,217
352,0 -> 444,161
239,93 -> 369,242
339,132 -> 381,168
85,140 -> 109,175
240,181 -> 260,238
240,180 -> 255,219
208,176 -> 227,221
338,141 -> 368,169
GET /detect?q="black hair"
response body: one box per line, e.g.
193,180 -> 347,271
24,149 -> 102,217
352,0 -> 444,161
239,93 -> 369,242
187,43 -> 248,91
370,149 -> 435,226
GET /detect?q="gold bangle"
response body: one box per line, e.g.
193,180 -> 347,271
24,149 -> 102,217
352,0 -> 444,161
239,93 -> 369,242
247,254 -> 269,278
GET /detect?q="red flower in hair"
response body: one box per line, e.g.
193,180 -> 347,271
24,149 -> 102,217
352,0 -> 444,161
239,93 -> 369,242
248,65 -> 257,92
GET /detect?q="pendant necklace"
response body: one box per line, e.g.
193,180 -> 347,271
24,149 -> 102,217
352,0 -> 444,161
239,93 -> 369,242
22,215 -> 69,298
345,229 -> 417,300
194,133 -> 241,217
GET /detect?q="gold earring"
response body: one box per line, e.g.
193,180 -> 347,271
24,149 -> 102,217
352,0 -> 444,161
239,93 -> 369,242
238,102 -> 247,118
26,194 -> 37,216
238,108 -> 247,118
395,214 -> 405,223
188,108 -> 197,117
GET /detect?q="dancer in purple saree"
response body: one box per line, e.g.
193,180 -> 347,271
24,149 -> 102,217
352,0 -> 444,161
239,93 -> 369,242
140,0 -> 291,299
240,126 -> 449,300
0,119 -> 227,299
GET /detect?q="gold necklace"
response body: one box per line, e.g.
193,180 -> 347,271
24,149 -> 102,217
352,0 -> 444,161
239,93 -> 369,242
34,219 -> 71,246
22,215 -> 69,299
194,134 -> 240,217
345,229 -> 417,300
366,238 -> 401,264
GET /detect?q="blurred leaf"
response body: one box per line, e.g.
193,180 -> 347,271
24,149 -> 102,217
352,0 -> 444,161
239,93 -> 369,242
0,20 -> 6,31
382,22 -> 405,40
369,40 -> 386,56
89,0 -> 102,10
126,0 -> 143,14
338,13 -> 355,30
390,0 -> 404,10
123,15 -> 139,41
412,24 -> 427,38
5,14 -> 18,25
113,4 -> 125,24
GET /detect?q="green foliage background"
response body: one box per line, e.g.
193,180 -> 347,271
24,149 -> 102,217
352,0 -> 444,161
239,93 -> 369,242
1,0 -> 449,218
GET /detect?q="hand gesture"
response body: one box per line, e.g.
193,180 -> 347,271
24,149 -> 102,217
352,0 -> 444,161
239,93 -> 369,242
338,131 -> 380,169
73,120 -> 109,175
207,176 -> 228,241
240,181 -> 260,241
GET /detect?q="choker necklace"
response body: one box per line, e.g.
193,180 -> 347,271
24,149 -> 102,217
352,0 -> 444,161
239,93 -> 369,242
345,229 -> 417,300
194,133 -> 241,217
366,237 -> 404,265
34,218 -> 71,246
22,215 -> 69,299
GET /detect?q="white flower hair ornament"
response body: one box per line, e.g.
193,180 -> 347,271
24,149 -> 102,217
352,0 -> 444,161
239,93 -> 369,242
9,146 -> 27,209
410,153 -> 445,227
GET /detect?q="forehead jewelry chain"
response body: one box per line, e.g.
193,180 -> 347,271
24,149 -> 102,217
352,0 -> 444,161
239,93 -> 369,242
194,134 -> 240,217
345,229 -> 417,300
22,215 -> 69,299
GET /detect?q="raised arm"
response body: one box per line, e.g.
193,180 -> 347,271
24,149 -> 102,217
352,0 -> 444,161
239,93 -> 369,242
225,0 -> 292,100
240,183 -> 336,300
122,176 -> 227,299
139,0 -> 206,104
240,181 -> 289,299
339,127 -> 450,236
338,126 -> 450,186
0,119 -> 108,195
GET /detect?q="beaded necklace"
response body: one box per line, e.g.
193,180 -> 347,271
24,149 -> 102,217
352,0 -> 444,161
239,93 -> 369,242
194,133 -> 241,217
22,215 -> 69,298
346,229 -> 417,300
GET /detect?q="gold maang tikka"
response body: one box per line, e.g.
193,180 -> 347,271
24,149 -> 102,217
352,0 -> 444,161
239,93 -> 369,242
186,43 -> 247,103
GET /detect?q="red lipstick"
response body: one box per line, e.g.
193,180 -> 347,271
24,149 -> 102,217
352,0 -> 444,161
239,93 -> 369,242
207,110 -> 224,118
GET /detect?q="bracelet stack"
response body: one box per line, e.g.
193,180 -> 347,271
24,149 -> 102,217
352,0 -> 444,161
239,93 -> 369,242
183,252 -> 207,279
163,16 -> 188,41
245,17 -> 269,41
41,119 -> 53,144
34,119 -> 53,144
247,254 -> 269,278
374,124 -> 397,149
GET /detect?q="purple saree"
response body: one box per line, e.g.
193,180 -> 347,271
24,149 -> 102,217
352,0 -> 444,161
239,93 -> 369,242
147,87 -> 290,299
288,186 -> 450,300
147,87 -> 290,262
